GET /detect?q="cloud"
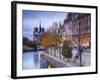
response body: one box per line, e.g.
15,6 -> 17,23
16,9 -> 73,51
22,10 -> 67,40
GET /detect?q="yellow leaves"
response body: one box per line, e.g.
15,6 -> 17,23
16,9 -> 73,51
40,32 -> 60,47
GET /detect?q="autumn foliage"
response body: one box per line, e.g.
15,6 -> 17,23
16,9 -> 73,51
40,32 -> 60,48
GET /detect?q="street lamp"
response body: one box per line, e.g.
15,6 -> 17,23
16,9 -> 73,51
78,14 -> 82,66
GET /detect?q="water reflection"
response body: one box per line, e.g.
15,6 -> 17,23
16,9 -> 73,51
22,51 -> 49,69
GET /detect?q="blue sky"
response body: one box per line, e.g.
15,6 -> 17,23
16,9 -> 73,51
23,10 -> 67,40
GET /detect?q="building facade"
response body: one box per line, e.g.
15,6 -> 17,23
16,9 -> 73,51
63,13 -> 91,48
33,23 -> 45,42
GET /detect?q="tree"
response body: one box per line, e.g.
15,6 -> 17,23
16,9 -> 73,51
23,37 -> 28,45
63,13 -> 91,65
62,41 -> 72,59
40,32 -> 60,56
23,37 -> 35,48
40,32 -> 59,47
47,22 -> 63,57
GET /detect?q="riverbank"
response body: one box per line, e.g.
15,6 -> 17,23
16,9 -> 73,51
23,49 -> 46,52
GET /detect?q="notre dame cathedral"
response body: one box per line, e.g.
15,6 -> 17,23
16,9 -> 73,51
33,23 -> 45,43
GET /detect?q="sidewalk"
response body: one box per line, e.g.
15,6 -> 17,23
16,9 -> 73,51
41,52 -> 80,67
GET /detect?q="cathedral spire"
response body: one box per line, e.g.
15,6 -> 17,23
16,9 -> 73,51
39,21 -> 42,33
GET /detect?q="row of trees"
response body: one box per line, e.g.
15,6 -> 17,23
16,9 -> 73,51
23,21 -> 73,59
40,32 -> 60,48
23,37 -> 35,48
40,22 -> 72,59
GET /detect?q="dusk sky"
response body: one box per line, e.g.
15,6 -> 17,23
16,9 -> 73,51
23,10 -> 67,40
